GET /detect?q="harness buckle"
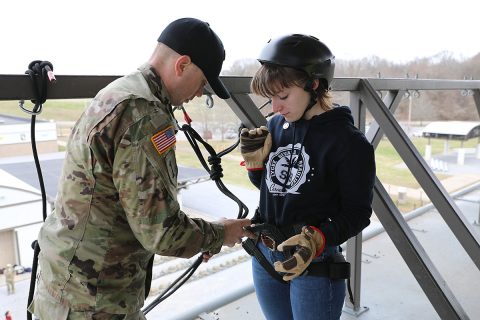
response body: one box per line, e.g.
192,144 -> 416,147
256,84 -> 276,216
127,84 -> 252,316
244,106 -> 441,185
260,234 -> 277,251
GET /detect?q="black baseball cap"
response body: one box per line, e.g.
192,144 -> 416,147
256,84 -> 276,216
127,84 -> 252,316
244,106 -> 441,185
158,17 -> 230,99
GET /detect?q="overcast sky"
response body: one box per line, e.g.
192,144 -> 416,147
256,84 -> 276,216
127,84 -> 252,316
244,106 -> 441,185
1,0 -> 479,75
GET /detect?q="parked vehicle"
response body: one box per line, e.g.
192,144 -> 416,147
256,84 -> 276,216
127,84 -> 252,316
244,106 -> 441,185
224,128 -> 238,139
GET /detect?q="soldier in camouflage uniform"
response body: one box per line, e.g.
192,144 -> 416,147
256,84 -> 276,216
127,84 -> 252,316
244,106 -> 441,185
28,18 -> 251,320
4,264 -> 15,295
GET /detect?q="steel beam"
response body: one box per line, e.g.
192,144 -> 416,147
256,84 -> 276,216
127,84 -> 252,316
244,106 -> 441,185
3,74 -> 480,100
344,92 -> 367,314
372,177 -> 468,319
345,89 -> 404,314
364,78 -> 480,91
473,89 -> 480,117
344,232 -> 367,315
0,74 -> 120,100
365,90 -> 405,148
225,93 -> 266,128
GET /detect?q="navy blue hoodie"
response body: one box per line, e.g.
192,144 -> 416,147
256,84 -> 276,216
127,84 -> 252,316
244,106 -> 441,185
248,105 -> 375,246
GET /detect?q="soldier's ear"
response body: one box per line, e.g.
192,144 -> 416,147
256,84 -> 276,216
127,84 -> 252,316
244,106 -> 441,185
175,55 -> 192,76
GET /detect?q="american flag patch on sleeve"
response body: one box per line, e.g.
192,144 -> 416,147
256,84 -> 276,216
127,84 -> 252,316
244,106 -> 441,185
151,126 -> 176,155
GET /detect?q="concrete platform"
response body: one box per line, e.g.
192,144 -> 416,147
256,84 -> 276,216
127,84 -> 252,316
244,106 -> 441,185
1,187 -> 479,319
207,188 -> 480,320
1,151 -> 479,320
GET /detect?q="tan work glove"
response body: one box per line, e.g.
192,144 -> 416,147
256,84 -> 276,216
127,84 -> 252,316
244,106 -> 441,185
274,226 -> 326,281
240,126 -> 272,171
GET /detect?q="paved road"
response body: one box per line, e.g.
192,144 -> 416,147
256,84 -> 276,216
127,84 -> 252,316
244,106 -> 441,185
0,276 -> 31,320
180,181 -> 259,219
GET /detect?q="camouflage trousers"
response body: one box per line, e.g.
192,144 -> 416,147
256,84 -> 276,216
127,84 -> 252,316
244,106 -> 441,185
28,278 -> 146,320
6,279 -> 15,294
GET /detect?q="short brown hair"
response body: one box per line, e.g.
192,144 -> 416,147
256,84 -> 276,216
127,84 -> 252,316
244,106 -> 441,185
250,64 -> 333,112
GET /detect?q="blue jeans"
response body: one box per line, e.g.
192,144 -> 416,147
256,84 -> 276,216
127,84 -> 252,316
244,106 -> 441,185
252,242 -> 346,320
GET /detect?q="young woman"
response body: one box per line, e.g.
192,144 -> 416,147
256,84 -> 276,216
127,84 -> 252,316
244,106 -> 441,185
241,34 -> 376,320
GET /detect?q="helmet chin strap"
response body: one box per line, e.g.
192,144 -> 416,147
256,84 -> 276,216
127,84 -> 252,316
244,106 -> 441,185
300,79 -> 318,120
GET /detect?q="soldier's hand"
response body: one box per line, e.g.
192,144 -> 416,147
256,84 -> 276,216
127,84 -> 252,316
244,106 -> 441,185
202,251 -> 213,263
219,218 -> 251,247
242,224 -> 257,239
274,226 -> 326,281
240,126 -> 272,171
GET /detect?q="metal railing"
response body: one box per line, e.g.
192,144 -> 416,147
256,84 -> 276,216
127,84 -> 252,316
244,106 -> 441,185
226,76 -> 480,319
1,73 -> 480,319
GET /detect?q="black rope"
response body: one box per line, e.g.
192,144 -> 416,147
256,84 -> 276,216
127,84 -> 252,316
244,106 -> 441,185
181,124 -> 249,219
143,255 -> 203,315
142,122 -> 249,315
22,60 -> 54,320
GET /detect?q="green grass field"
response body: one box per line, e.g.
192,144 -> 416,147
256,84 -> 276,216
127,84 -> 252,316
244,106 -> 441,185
1,100 -> 478,196
0,99 -> 89,121
175,136 -> 479,192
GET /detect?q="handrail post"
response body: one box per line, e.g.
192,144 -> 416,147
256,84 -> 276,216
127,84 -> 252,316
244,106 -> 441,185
343,92 -> 369,316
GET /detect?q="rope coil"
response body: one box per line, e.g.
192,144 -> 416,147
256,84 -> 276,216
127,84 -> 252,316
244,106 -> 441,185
20,60 -> 55,115
23,60 -> 55,320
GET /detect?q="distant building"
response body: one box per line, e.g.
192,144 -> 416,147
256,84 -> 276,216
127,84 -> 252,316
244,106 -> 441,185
0,114 -> 58,158
0,169 -> 48,268
422,121 -> 480,141
421,121 -> 480,164
0,114 -> 57,268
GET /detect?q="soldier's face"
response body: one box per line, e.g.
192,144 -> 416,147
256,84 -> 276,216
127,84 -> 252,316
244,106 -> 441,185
171,62 -> 207,106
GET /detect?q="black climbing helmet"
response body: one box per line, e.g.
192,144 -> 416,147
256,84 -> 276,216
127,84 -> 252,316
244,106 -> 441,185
258,34 -> 335,90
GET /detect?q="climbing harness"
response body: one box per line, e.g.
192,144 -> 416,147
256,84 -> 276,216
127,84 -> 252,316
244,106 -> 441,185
244,225 -> 351,280
21,60 -> 55,320
242,217 -> 354,303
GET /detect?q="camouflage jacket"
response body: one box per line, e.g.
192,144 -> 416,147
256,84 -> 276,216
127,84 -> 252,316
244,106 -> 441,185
4,265 -> 15,281
37,64 -> 224,313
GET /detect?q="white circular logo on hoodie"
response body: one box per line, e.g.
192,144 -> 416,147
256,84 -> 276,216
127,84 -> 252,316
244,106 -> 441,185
265,143 -> 310,195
